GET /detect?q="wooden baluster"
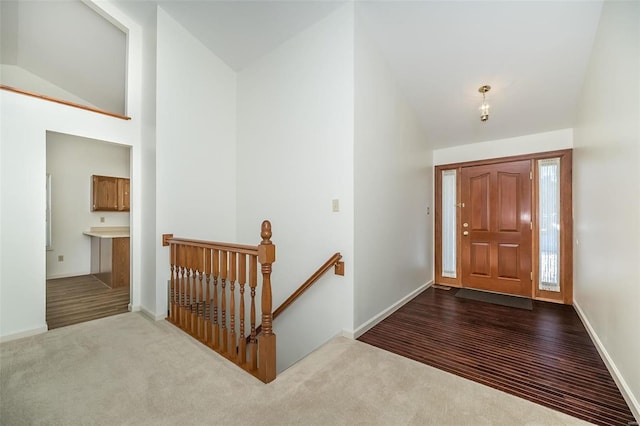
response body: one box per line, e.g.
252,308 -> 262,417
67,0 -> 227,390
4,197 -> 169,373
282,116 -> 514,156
258,220 -> 276,383
169,243 -> 176,323
191,247 -> 198,335
178,246 -> 186,329
179,246 -> 185,329
174,246 -> 179,326
229,252 -> 237,359
204,248 -> 212,345
188,246 -> 196,335
248,254 -> 258,371
186,246 -> 192,330
220,250 -> 228,353
197,247 -> 205,341
212,249 -> 219,349
238,253 -> 247,366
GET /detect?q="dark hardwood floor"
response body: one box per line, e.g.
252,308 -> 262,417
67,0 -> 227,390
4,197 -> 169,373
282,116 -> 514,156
46,275 -> 130,330
358,287 -> 636,426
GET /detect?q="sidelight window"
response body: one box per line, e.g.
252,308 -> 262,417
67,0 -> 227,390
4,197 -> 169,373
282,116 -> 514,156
538,158 -> 561,292
442,170 -> 457,278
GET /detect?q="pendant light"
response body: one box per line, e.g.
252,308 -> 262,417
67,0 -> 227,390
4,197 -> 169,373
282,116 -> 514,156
478,85 -> 491,122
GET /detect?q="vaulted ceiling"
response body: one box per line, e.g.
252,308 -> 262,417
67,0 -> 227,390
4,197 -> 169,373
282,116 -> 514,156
356,1 -> 602,147
2,1 -> 604,149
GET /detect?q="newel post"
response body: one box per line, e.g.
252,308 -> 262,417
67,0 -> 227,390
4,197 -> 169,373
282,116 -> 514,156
258,220 -> 276,383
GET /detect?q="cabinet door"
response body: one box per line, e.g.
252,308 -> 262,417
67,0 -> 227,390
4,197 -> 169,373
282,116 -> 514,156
92,175 -> 118,211
117,178 -> 130,211
111,237 -> 130,288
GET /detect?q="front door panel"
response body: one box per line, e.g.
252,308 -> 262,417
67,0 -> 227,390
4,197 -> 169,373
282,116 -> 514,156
461,160 -> 532,296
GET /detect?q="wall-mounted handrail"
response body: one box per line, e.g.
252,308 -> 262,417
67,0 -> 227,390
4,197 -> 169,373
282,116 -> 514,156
251,253 -> 344,338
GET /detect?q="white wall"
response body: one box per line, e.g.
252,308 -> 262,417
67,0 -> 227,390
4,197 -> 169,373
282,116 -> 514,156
573,0 -> 640,418
237,4 -> 355,372
432,128 -> 573,165
0,92 -> 139,340
154,8 -> 237,318
46,132 -> 130,279
353,17 -> 433,331
0,1 -> 144,340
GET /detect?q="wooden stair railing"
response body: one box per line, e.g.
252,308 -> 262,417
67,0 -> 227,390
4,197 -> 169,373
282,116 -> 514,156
161,220 -> 276,383
250,252 -> 344,339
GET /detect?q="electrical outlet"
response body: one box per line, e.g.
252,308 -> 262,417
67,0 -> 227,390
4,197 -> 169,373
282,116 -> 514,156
58,255 -> 64,262
100,217 -> 105,223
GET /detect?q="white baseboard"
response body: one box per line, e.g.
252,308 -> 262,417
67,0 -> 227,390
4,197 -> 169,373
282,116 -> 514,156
574,300 -> 640,421
140,306 -> 167,321
0,324 -> 48,343
46,271 -> 91,280
343,281 -> 433,340
342,329 -> 355,339
130,303 -> 166,321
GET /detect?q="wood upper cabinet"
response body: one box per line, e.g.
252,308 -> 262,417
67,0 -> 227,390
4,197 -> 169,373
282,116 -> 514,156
92,175 -> 130,211
92,175 -> 118,211
117,178 -> 130,211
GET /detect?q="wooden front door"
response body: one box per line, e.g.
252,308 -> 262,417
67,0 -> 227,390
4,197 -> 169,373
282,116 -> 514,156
461,160 -> 532,296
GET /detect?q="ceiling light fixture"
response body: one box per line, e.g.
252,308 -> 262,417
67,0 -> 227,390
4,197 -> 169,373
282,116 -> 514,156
478,85 -> 491,122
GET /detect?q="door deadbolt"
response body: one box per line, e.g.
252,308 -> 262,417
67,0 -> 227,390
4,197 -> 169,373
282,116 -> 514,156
463,223 -> 468,228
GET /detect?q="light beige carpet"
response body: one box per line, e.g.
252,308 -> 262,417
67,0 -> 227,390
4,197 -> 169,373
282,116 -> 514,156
0,312 -> 591,425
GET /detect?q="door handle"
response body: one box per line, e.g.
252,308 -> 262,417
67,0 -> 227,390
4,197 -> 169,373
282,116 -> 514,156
463,231 -> 469,236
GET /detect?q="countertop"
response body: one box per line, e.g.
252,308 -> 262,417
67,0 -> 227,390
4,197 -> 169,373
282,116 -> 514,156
83,226 -> 130,238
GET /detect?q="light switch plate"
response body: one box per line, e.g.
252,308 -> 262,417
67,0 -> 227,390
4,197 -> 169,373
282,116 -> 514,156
332,199 -> 340,212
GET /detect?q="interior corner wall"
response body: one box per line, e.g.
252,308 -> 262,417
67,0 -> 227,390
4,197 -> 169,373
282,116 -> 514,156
46,132 -> 130,279
353,17 -> 433,331
154,7 -> 237,318
0,1 -> 144,340
236,4 -> 355,373
573,0 -> 640,417
432,128 -> 573,166
138,5 -> 158,315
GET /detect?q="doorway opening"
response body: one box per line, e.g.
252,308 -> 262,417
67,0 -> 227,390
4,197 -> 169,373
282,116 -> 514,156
45,131 -> 131,328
